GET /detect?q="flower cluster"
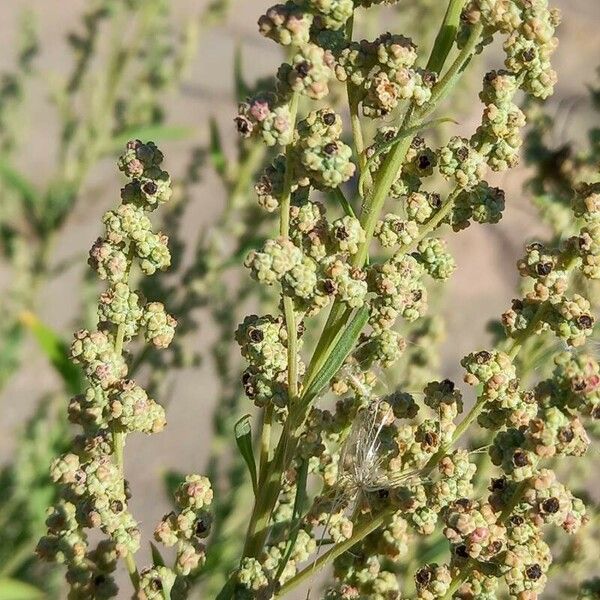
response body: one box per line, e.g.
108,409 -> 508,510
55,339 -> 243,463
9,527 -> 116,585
154,475 -> 214,577
223,0 -> 599,598
503,183 -> 598,348
37,142 -> 213,598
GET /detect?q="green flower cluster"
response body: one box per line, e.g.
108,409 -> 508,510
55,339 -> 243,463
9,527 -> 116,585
366,132 -> 438,199
295,109 -> 356,189
335,33 -> 435,117
154,476 -> 214,577
223,0 -> 600,597
503,184 -> 598,348
38,143 -> 213,599
464,0 -> 560,99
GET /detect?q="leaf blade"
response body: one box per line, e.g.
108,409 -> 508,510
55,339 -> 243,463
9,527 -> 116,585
20,311 -> 82,395
301,305 -> 369,408
234,414 -> 258,495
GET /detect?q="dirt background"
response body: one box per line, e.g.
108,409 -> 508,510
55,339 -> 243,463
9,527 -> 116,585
0,1 -> 599,597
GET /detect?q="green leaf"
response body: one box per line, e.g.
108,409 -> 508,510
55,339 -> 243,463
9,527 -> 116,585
109,125 -> 191,152
20,312 -> 82,395
0,160 -> 41,216
276,459 -> 308,579
234,414 -> 258,495
149,542 -> 166,568
209,117 -> 227,177
0,577 -> 44,600
327,187 -> 356,218
301,306 -> 369,408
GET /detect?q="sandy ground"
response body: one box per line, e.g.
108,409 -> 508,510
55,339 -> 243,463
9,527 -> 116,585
0,1 -> 599,597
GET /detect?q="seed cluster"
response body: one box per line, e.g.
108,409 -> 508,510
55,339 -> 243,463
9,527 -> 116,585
37,142 -> 213,598
224,0 -> 599,597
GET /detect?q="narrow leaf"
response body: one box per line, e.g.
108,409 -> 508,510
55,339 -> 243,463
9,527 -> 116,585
0,578 -> 44,600
234,414 -> 258,495
209,117 -> 227,177
327,187 -> 356,218
0,160 -> 41,213
276,459 -> 309,579
150,542 -> 166,568
20,311 -> 82,395
301,306 -> 369,407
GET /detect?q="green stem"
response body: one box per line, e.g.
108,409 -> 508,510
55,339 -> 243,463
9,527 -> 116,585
420,22 -> 484,117
426,0 -> 467,74
402,187 -> 460,254
353,126 -> 414,268
279,92 -> 300,237
240,91 -> 300,562
259,404 -> 274,484
276,509 -> 394,597
110,247 -> 139,590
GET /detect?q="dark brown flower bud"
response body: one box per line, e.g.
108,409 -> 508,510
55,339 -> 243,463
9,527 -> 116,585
475,350 -> 492,364
417,154 -> 432,170
415,568 -> 432,586
322,279 -> 337,295
143,181 -> 158,195
296,61 -> 311,77
323,112 -> 336,125
248,327 -> 264,343
490,477 -> 507,492
535,262 -> 553,276
324,142 -> 338,155
541,497 -> 560,514
526,564 -> 542,580
513,450 -> 529,467
577,314 -> 593,329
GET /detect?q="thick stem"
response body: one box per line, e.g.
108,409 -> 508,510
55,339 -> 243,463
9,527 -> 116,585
259,404 -> 274,484
241,91 -> 300,561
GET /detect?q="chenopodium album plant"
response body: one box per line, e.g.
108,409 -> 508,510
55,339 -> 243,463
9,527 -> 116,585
39,1 -> 600,599
37,142 -> 213,598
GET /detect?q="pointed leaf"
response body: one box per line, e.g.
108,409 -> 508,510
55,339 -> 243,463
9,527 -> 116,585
327,187 -> 356,218
233,45 -> 249,101
276,459 -> 309,579
150,542 -> 166,568
20,311 -> 82,395
0,160 -> 41,216
234,414 -> 258,495
301,306 -> 369,408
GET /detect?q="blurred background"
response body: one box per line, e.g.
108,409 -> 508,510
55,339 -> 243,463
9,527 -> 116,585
0,0 -> 599,598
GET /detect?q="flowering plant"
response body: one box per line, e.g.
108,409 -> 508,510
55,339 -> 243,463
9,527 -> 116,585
38,1 -> 600,599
